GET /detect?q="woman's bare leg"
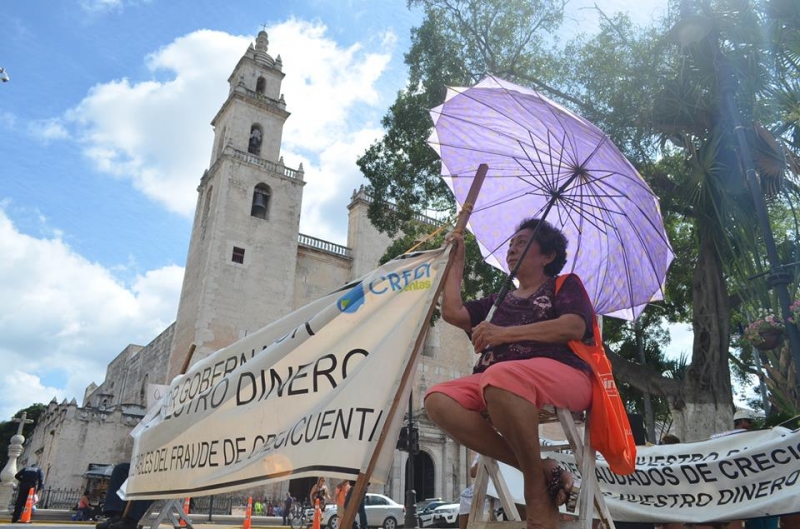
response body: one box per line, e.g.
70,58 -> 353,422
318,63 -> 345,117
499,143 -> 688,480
483,386 -> 559,529
424,393 -> 519,467
425,391 -> 571,518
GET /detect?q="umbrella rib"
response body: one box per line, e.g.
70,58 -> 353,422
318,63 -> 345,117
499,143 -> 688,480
579,175 -> 675,251
554,193 -> 623,232
575,184 -> 671,313
432,76 -> 675,318
514,135 -> 565,194
471,191 -> 549,216
433,102 -> 564,160
439,79 -> 592,171
580,196 -> 633,316
556,183 -> 669,315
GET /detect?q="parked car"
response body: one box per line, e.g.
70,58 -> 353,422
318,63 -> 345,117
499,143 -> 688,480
306,493 -> 405,529
414,498 -> 443,513
416,500 -> 449,528
431,503 -> 460,528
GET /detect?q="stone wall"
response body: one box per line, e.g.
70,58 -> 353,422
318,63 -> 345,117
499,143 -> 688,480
85,324 -> 175,409
22,400 -> 142,490
21,325 -> 175,490
294,246 -> 352,308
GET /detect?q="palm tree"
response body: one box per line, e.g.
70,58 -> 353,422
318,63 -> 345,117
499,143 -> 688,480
645,0 -> 800,433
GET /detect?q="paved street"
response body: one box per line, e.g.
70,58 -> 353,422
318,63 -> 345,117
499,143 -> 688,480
0,519 -> 288,529
0,524 -> 265,529
0,517 -> 286,529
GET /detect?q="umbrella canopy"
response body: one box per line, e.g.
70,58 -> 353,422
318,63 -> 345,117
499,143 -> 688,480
428,76 -> 674,320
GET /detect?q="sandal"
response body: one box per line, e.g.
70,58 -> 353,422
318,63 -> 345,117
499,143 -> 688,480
543,460 -> 575,506
564,479 -> 581,514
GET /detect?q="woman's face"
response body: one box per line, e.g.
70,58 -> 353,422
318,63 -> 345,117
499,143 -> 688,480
506,228 -> 553,272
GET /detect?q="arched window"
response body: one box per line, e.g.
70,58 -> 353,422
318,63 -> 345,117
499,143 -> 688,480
255,76 -> 266,95
251,183 -> 271,219
248,124 -> 263,156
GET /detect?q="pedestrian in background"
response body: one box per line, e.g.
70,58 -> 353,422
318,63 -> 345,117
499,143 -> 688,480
12,463 -> 44,523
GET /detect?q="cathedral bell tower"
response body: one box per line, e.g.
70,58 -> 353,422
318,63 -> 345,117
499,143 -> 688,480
167,31 -> 305,379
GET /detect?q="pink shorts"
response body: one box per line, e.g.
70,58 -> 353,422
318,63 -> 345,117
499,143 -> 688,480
424,357 -> 592,412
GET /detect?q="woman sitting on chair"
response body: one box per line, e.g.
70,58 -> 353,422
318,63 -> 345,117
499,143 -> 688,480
424,218 -> 595,529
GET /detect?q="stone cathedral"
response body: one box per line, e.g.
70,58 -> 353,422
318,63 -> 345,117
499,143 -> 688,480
20,31 -> 476,505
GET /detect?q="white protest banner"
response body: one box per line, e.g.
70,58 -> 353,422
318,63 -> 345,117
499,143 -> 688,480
546,427 -> 800,522
146,384 -> 169,410
120,248 -> 448,500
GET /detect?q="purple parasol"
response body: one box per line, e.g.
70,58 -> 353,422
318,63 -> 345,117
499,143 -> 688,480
428,76 -> 674,320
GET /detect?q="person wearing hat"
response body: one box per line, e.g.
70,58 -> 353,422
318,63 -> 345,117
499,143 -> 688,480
732,410 -> 777,529
12,463 -> 44,523
733,409 -> 756,431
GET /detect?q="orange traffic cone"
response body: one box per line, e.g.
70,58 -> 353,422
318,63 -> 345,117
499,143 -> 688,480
243,497 -> 253,529
312,498 -> 321,529
19,487 -> 35,523
180,497 -> 191,527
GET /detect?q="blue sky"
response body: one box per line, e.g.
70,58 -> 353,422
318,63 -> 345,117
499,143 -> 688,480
0,0 -> 686,420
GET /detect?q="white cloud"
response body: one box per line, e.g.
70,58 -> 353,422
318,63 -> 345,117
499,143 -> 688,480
267,19 -> 395,244
2,18 -> 401,420
0,371 -> 65,420
79,0 -> 123,13
29,118 -> 69,141
66,30 -> 249,216
1,110 -> 17,130
62,21 -> 396,243
0,209 -> 183,419
270,19 -> 392,152
291,125 -> 386,243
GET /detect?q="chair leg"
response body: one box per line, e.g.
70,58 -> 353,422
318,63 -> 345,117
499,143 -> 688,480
466,409 -> 617,529
556,410 -> 614,529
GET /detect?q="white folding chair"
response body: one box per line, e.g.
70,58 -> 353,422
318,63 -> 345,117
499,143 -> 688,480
467,406 -> 614,529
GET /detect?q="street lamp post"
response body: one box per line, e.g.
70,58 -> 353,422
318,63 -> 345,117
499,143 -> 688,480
713,41 -> 800,392
403,393 -> 419,529
675,12 -> 800,392
634,320 -> 656,442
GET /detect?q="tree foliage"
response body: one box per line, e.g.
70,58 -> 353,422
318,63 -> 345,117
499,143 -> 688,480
0,403 -> 45,469
358,0 -> 800,439
358,0 -> 569,238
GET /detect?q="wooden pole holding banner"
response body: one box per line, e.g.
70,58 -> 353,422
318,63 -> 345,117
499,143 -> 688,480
179,344 -> 197,376
338,164 -> 488,529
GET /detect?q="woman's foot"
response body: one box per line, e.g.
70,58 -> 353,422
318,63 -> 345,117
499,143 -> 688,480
542,458 -> 574,506
525,495 -> 560,529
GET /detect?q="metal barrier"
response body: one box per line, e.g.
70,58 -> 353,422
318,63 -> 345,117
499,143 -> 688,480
8,486 -> 84,510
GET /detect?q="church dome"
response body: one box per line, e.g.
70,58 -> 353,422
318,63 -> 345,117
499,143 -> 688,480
254,30 -> 274,68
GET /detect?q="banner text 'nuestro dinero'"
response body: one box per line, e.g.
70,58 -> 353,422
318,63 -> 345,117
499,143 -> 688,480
557,439 -> 800,509
159,320 -> 364,420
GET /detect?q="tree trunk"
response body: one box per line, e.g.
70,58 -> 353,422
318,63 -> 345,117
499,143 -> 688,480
669,228 -> 734,441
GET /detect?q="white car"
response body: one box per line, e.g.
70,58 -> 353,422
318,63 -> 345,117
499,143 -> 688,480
308,493 -> 405,529
431,503 -> 460,528
417,500 -> 449,528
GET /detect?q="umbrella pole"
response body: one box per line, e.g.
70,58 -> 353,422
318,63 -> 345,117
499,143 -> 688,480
485,169 -> 582,321
337,164 -> 488,529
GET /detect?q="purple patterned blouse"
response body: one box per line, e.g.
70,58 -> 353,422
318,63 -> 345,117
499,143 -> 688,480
465,274 -> 594,374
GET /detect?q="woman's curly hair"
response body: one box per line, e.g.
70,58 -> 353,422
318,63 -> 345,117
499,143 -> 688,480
514,218 -> 568,276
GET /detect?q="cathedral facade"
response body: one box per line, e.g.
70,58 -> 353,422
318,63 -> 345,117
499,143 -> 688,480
20,31 -> 475,506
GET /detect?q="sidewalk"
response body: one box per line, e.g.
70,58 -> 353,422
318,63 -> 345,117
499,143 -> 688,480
0,509 -> 291,527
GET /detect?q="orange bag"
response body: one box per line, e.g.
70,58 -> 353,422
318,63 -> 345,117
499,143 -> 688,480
556,275 -> 637,475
